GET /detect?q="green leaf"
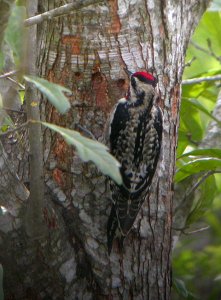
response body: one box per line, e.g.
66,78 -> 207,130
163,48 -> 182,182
178,148 -> 221,160
1,125 -> 9,132
180,100 -> 203,142
41,122 -> 122,185
19,90 -> 25,104
182,83 -> 206,99
0,51 -> 4,72
182,98 -> 221,126
173,277 -> 198,299
176,139 -> 189,158
0,264 -> 4,300
0,96 -> 15,130
175,158 -> 221,183
4,5 -> 26,64
184,12 -> 221,79
24,76 -> 71,114
173,278 -> 189,298
187,175 -> 216,225
200,89 -> 218,104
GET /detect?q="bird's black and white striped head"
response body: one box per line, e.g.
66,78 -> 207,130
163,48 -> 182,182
126,70 -> 157,102
131,71 -> 157,87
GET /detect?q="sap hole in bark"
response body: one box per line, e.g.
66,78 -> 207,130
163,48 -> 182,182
74,72 -> 82,78
115,78 -> 129,96
91,71 -> 103,83
116,78 -> 126,88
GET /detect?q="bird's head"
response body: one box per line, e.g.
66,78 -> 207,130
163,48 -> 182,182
125,69 -> 157,101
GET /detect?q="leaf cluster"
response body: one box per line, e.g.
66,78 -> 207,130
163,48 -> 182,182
173,6 -> 221,300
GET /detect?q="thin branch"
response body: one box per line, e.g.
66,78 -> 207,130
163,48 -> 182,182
76,124 -> 96,140
207,38 -> 221,63
0,121 -> 29,137
190,41 -> 211,55
190,40 -> 221,63
187,171 -> 214,198
187,171 -> 214,199
186,226 -> 210,235
24,0 -> 103,27
0,70 -> 25,89
184,56 -> 196,68
172,225 -> 210,235
0,106 -> 26,114
174,171 -> 214,214
7,77 -> 25,90
0,70 -> 17,79
182,74 -> 221,85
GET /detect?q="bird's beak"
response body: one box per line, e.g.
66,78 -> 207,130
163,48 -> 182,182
124,68 -> 133,77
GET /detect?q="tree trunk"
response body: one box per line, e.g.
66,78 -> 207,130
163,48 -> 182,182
0,0 -> 210,299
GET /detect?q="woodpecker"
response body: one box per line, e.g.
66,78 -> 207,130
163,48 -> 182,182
104,70 -> 163,254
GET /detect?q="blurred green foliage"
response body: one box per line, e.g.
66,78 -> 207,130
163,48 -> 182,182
173,3 -> 221,300
5,5 -> 25,63
0,3 -> 25,71
0,1 -> 221,299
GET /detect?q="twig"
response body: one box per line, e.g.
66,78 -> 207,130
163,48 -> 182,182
7,77 -> 25,90
0,121 -> 29,137
1,106 -> 26,114
172,226 -> 186,232
190,40 -> 221,63
190,41 -> 211,56
207,38 -> 221,63
182,74 -> 221,85
173,225 -> 210,235
185,226 -> 210,235
24,0 -> 103,27
0,70 -> 17,79
184,56 -> 196,68
76,124 -> 96,140
185,171 -> 214,199
0,70 -> 25,89
174,171 -> 214,214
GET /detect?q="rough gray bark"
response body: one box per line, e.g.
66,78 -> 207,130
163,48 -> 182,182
0,141 -> 29,213
0,0 -> 210,299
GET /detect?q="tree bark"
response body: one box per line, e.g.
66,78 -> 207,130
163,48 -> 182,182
0,0 -> 210,299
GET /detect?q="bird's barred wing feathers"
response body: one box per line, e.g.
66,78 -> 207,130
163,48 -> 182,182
108,105 -> 162,235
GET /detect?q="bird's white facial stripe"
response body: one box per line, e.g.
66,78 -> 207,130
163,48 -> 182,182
118,98 -> 127,104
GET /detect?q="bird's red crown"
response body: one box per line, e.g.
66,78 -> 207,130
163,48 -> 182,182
133,71 -> 155,82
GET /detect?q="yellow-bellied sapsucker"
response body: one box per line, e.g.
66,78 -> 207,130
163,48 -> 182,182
104,70 -> 163,254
